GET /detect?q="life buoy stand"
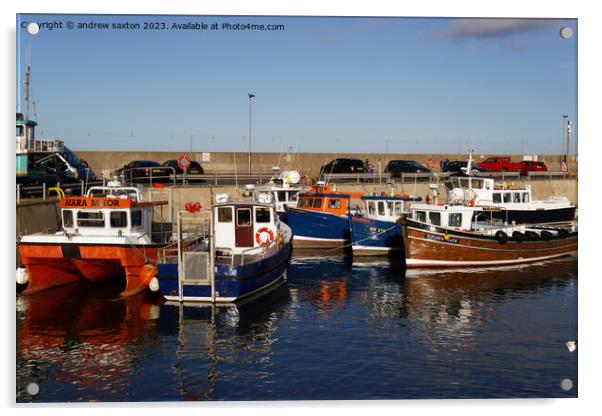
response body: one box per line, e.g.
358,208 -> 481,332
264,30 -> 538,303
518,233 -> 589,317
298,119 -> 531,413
495,230 -> 508,244
256,227 -> 275,247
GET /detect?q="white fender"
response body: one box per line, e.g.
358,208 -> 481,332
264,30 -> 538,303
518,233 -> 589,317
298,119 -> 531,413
16,267 -> 29,285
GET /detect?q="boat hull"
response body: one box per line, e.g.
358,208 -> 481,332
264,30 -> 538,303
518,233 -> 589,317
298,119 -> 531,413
18,243 -> 162,297
285,207 -> 349,248
157,240 -> 292,303
402,222 -> 577,268
349,215 -> 404,256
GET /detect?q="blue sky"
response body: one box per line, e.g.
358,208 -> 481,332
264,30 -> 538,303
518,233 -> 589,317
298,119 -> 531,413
16,14 -> 577,154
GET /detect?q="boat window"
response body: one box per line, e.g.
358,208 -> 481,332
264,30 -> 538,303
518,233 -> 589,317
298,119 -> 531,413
503,193 -> 512,203
493,193 -> 501,203
429,212 -> 441,226
394,202 -> 403,215
218,207 -> 233,222
237,208 -> 252,226
328,199 -> 341,209
17,125 -> 24,137
378,201 -> 386,216
255,207 -> 271,223
484,181 -> 492,190
77,211 -> 105,227
513,193 -> 521,203
368,201 -> 376,215
110,211 -> 128,228
313,198 -> 323,208
415,211 -> 426,222
289,192 -> 298,202
131,210 -> 143,227
62,210 -> 73,227
449,213 -> 462,227
277,191 -> 287,202
522,193 -> 530,203
387,202 -> 394,216
471,179 -> 483,189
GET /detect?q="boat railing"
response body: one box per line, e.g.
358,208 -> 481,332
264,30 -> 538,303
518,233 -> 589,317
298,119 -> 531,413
216,235 -> 280,267
159,231 -> 208,263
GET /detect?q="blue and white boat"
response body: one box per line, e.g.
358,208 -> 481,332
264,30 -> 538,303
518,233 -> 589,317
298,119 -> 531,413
349,194 -> 422,256
283,183 -> 363,248
155,194 -> 292,303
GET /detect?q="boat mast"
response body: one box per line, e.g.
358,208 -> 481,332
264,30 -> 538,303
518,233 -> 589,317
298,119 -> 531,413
466,148 -> 474,188
24,65 -> 31,122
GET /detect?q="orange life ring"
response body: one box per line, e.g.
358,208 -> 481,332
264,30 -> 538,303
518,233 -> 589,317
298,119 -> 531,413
256,227 -> 274,247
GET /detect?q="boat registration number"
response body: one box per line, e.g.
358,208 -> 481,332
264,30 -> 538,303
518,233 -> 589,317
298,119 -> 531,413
368,226 -> 388,234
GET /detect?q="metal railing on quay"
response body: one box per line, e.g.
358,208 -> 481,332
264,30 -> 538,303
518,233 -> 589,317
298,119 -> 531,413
527,171 -> 571,179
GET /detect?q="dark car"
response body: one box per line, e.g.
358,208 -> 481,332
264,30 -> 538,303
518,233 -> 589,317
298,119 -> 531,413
116,160 -> 172,182
319,158 -> 366,177
443,160 -> 489,176
384,160 -> 430,177
162,160 -> 204,175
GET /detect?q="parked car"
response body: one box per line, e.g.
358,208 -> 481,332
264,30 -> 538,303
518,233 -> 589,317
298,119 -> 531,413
162,159 -> 204,175
518,161 -> 548,176
319,158 -> 366,177
442,160 -> 489,176
384,160 -> 430,177
476,156 -> 522,172
115,160 -> 173,182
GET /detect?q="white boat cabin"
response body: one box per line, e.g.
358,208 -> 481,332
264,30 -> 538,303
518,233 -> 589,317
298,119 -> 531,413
445,176 -> 572,209
256,188 -> 300,213
446,176 -> 532,205
58,183 -> 168,243
213,200 -> 280,254
359,195 -> 421,222
409,203 -> 485,231
254,169 -> 304,213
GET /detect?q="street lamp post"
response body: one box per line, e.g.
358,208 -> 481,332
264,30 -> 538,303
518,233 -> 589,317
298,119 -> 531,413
562,115 -> 568,164
248,93 -> 255,174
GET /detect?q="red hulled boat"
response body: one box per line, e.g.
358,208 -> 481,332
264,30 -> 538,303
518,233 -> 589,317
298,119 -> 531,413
17,181 -> 173,297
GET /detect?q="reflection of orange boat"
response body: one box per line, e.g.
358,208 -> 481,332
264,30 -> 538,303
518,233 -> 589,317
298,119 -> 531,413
17,181 -> 174,297
17,281 -> 161,400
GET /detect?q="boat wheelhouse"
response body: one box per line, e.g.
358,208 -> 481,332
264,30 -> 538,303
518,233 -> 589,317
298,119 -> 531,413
445,175 -> 576,224
349,194 -> 422,256
400,202 -> 578,268
17,181 -> 173,296
446,149 -> 576,224
155,196 -> 292,303
284,183 -> 363,248
254,169 -> 306,218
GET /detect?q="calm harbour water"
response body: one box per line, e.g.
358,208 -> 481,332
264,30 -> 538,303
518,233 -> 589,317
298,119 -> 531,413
16,254 -> 578,402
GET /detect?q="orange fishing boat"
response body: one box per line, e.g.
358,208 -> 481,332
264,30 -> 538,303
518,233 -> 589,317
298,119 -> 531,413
17,181 -> 174,297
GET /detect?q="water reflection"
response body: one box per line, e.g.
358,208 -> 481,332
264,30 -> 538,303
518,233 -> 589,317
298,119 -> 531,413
16,281 -> 161,402
155,284 -> 292,401
16,254 -> 577,401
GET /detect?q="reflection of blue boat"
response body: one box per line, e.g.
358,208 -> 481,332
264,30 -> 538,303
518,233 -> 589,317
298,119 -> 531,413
349,194 -> 421,256
156,196 -> 292,303
284,184 -> 363,248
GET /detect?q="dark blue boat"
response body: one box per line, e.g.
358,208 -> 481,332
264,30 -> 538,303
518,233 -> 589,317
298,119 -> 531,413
155,198 -> 293,303
349,194 -> 421,256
